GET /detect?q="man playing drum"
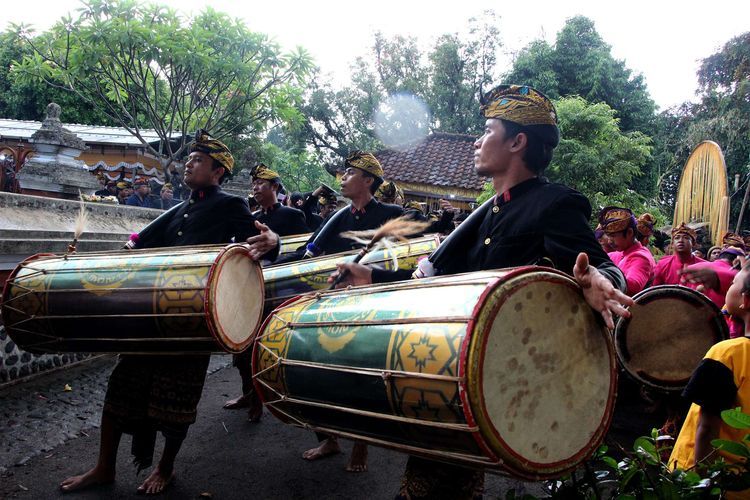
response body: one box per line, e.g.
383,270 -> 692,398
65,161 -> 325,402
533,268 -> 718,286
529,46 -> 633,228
224,163 -> 310,420
275,151 -> 403,263
334,84 -> 633,499
60,130 -> 280,495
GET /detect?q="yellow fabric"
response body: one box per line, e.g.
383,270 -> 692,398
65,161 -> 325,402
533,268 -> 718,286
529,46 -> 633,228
670,338 -> 750,478
480,84 -> 557,126
599,206 -> 635,234
672,222 -> 697,242
346,151 -> 384,178
251,163 -> 280,182
190,129 -> 234,173
116,182 -> 129,189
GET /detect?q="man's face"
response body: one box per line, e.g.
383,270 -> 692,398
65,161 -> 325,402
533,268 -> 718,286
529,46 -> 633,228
252,179 -> 277,207
107,184 -> 117,194
340,167 -> 372,199
725,267 -> 749,316
607,229 -> 633,252
136,184 -> 149,196
184,151 -> 223,189
672,233 -> 694,254
474,119 -> 516,177
320,203 -> 337,218
161,188 -> 173,200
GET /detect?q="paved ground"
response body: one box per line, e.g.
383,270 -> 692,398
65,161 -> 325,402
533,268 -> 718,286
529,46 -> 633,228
0,356 -> 546,499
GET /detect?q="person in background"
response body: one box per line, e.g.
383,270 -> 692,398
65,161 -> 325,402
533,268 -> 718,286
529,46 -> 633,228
155,183 -> 178,210
652,224 -> 704,286
117,181 -> 133,205
126,178 -> 154,208
95,180 -> 118,198
601,206 -> 655,295
707,245 -> 722,262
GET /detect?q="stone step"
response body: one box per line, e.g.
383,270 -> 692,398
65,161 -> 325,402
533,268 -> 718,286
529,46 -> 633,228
0,229 -> 131,241
0,238 -> 126,255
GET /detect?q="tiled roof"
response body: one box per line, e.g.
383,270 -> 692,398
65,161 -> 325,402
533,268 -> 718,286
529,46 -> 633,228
376,132 -> 483,191
0,118 -> 179,146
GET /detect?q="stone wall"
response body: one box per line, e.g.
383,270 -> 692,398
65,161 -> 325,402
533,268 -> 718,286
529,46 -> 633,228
1,192 -> 162,384
0,326 -> 91,384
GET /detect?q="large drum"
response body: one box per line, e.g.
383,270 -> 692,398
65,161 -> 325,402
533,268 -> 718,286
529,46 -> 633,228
262,234 -> 439,313
253,267 -> 616,479
614,284 -> 728,392
1,244 -> 264,354
279,233 -> 312,256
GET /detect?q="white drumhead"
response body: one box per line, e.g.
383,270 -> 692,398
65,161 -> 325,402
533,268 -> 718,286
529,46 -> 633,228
476,273 -> 613,471
209,246 -> 264,352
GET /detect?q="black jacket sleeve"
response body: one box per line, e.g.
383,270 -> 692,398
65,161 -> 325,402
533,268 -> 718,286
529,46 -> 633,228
542,191 -> 626,293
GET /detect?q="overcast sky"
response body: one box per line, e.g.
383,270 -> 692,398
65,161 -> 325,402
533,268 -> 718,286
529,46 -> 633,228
2,0 -> 748,111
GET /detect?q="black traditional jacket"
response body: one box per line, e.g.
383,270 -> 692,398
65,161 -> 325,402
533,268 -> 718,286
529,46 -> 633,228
374,177 -> 625,291
131,185 -> 278,260
254,203 -> 310,237
276,197 -> 402,263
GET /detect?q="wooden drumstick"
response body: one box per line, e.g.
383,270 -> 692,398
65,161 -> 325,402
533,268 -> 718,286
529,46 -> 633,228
332,217 -> 430,288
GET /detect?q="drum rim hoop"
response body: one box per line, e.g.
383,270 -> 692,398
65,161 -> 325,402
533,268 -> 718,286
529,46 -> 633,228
205,244 -> 264,354
251,292 -> 309,408
613,284 -> 729,391
464,266 -> 617,478
1,252 -> 57,331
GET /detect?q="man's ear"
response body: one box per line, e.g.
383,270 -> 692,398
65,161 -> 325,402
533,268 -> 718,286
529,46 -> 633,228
509,132 -> 528,153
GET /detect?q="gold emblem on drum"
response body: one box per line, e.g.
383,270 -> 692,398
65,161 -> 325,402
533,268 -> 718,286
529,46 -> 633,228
153,263 -> 209,335
310,294 -> 378,353
386,325 -> 465,424
80,264 -> 137,296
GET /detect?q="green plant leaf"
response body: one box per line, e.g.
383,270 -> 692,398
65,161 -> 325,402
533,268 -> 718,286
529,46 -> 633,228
711,439 -> 750,458
721,407 -> 750,429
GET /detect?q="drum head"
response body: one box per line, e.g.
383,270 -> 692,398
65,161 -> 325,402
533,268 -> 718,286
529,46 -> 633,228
614,285 -> 728,391
206,244 -> 265,353
466,269 -> 615,479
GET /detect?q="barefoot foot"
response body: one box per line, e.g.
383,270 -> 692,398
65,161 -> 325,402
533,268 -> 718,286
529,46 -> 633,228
60,466 -> 115,493
345,442 -> 368,472
302,437 -> 341,460
223,394 -> 249,410
136,466 -> 174,495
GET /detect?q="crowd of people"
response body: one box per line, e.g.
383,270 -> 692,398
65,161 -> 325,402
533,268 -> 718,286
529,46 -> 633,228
54,83 -> 750,498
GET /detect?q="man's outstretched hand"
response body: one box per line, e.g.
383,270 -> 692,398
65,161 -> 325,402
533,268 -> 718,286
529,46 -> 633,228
246,221 -> 279,261
573,252 -> 633,330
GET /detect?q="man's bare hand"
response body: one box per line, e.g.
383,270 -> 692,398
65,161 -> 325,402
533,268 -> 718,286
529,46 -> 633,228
246,221 -> 279,261
574,252 -> 633,330
328,262 -> 373,288
680,266 -> 720,292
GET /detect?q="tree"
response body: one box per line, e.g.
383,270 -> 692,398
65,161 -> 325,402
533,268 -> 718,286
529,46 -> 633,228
504,16 -> 656,134
0,29 -> 113,124
654,32 -> 750,227
300,12 -> 502,163
13,0 -> 313,166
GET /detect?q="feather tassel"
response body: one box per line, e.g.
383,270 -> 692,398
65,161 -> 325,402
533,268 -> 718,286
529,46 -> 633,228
332,216 -> 431,287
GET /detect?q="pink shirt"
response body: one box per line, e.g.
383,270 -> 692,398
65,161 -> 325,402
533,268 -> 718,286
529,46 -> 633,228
689,259 -> 738,310
652,253 -> 705,286
608,241 -> 655,296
